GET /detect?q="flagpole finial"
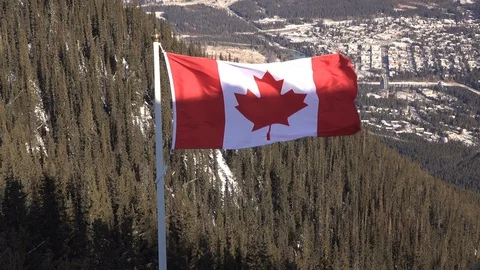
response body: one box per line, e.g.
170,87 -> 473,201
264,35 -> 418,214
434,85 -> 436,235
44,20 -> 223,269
152,29 -> 160,42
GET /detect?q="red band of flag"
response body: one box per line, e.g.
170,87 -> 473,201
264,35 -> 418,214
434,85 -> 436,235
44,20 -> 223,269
164,52 -> 361,149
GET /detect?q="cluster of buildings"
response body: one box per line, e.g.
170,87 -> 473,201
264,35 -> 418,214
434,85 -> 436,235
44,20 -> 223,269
362,114 -> 476,146
360,87 -> 478,146
272,15 -> 480,80
262,12 -> 480,147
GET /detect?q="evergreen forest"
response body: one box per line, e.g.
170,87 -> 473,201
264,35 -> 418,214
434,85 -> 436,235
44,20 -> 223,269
229,0 -> 467,20
0,0 -> 480,269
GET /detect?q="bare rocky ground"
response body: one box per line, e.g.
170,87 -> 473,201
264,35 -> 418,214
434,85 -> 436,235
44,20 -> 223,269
157,0 -> 266,62
161,0 -> 239,8
205,45 -> 266,63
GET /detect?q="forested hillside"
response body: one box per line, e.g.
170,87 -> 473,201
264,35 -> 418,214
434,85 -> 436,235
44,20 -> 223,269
229,0 -> 468,20
231,0 -> 393,19
159,4 -> 256,35
383,135 -> 480,194
144,4 -> 261,45
1,0 -> 480,269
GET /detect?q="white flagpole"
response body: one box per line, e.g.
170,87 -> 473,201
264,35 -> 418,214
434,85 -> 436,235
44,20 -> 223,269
153,32 -> 167,270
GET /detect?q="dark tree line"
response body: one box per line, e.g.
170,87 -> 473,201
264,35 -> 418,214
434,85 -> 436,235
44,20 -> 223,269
229,0 -> 466,20
145,4 -> 257,35
229,0 -> 267,21
230,0 -> 394,20
0,0 -> 480,269
384,135 -> 480,194
0,0 -> 187,267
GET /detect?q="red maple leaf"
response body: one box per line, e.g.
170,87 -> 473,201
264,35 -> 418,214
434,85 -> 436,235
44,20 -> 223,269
234,71 -> 308,140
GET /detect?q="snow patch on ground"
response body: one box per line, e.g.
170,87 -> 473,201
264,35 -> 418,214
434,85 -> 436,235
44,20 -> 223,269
322,19 -> 353,26
255,16 -> 286,25
145,0 -> 240,9
146,11 -> 165,19
27,81 -> 48,155
181,150 -> 238,197
32,81 -> 49,133
446,130 -> 476,146
122,57 -> 129,71
214,149 -> 237,195
25,133 -> 47,155
458,0 -> 475,4
132,101 -> 152,136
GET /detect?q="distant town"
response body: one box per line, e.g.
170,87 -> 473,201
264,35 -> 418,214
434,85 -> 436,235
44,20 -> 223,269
262,15 -> 479,80
139,0 -> 480,147
259,14 -> 480,147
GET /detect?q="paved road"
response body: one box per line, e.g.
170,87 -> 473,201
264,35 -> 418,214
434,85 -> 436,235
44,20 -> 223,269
359,81 -> 480,96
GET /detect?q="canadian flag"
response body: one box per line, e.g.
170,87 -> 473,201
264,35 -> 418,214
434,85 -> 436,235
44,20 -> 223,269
164,52 -> 361,149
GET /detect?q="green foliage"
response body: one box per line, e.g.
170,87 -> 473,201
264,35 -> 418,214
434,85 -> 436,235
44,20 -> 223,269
234,0 -> 394,19
0,0 -> 185,267
383,135 -> 480,193
229,0 -> 267,21
148,4 -> 256,35
230,0 -> 464,20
